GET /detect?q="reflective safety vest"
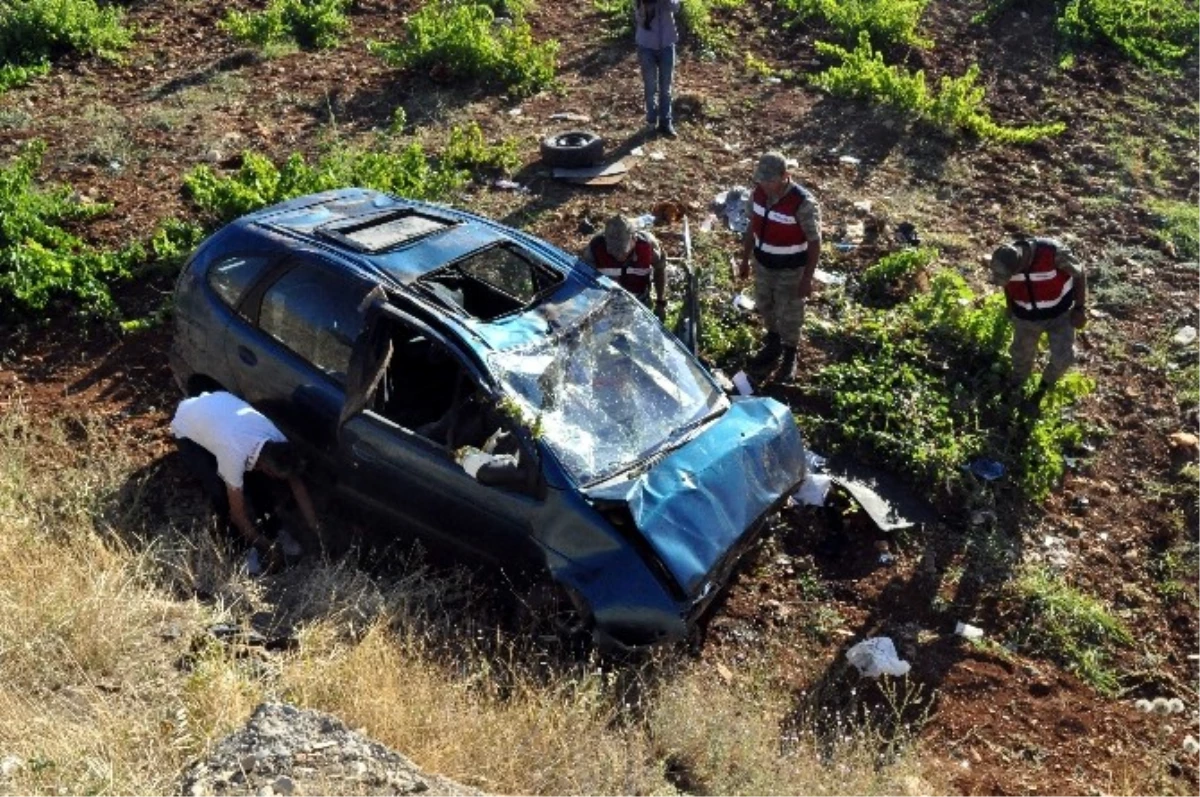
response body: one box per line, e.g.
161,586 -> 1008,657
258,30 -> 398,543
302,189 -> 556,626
589,234 -> 655,297
1004,239 -> 1074,321
750,184 -> 810,270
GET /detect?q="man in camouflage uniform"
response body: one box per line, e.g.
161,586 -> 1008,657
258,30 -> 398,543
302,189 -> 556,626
581,215 -> 668,321
737,152 -> 823,381
989,236 -> 1088,391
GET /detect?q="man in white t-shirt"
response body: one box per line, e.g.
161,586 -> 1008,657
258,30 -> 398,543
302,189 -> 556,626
171,391 -> 321,567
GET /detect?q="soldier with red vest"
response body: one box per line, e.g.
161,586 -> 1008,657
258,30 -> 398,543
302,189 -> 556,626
737,151 -> 823,381
581,215 -> 668,320
989,236 -> 1088,390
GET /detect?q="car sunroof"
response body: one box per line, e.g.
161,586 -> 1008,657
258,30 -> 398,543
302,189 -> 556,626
318,210 -> 455,252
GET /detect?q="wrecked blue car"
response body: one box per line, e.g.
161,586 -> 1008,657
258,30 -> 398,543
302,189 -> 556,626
170,188 -> 807,650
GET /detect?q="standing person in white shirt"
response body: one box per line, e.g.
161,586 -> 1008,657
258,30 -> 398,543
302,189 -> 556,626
170,391 -> 321,569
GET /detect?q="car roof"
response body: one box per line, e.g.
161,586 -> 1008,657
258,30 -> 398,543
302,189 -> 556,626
242,188 -> 535,287
227,188 -> 602,356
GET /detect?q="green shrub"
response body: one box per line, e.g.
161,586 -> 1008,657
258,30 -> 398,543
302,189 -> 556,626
1058,0 -> 1198,70
220,0 -> 351,50
369,0 -> 557,97
0,0 -> 132,90
184,144 -> 467,223
442,122 -> 521,175
812,32 -> 1067,143
0,140 -> 141,317
1146,198 -> 1200,260
595,0 -> 743,51
804,269 -> 1093,499
1011,566 -> 1131,694
780,0 -> 932,48
860,245 -> 937,298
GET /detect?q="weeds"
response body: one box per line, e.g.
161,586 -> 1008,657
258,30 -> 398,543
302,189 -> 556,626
0,140 -> 142,317
369,0 -> 557,97
804,268 -> 1092,501
1010,566 -> 1132,694
0,0 -> 132,91
780,0 -> 933,49
1146,198 -> 1200,260
442,122 -> 521,176
812,33 -> 1067,143
184,144 -> 467,223
1057,0 -> 1199,70
859,245 -> 937,301
220,0 -> 351,51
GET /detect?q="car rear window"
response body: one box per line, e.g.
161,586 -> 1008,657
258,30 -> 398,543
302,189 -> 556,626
207,255 -> 272,312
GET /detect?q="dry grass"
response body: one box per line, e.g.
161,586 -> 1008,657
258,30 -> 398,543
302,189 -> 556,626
0,400 -> 940,794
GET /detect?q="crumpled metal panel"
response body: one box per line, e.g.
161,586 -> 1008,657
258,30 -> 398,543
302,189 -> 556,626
586,398 -> 807,597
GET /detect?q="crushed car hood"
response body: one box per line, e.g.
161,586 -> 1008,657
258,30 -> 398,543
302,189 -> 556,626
583,398 -> 807,597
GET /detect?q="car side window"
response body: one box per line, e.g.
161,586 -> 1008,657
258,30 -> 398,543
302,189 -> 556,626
258,261 -> 366,384
207,255 -> 272,313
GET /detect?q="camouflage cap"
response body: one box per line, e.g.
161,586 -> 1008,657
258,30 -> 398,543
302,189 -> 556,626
604,215 -> 636,255
989,243 -> 1022,283
753,151 -> 788,183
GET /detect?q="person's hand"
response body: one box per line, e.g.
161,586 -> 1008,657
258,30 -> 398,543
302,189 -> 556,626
654,300 -> 667,322
798,276 -> 814,299
1070,305 -> 1087,329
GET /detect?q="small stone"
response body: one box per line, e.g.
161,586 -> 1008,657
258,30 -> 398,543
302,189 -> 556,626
1172,326 -> 1197,347
272,775 -> 295,796
0,756 -> 22,778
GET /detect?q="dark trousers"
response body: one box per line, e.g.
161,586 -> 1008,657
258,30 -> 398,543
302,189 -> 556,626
176,438 -> 281,542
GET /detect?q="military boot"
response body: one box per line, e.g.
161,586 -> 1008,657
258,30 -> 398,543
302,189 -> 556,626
747,331 -> 782,369
777,346 -> 798,382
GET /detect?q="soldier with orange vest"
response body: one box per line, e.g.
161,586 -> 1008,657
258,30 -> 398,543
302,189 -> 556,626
737,151 -> 823,381
581,215 -> 668,320
989,236 -> 1088,390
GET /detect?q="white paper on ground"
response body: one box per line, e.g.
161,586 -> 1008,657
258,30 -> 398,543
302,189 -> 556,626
846,637 -> 911,678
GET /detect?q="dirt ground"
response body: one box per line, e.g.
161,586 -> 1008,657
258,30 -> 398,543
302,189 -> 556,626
1,0 -> 1197,793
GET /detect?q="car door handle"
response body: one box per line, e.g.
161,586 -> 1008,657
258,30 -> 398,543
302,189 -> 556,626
237,346 -> 258,366
351,441 -> 385,465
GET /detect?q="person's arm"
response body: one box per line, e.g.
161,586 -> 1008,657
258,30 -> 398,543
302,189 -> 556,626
288,476 -> 321,536
739,226 -> 754,280
797,197 -> 822,298
648,235 -> 668,316
227,483 -> 273,552
1060,248 -> 1088,328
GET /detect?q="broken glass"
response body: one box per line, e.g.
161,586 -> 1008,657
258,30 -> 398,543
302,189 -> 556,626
490,291 -> 728,485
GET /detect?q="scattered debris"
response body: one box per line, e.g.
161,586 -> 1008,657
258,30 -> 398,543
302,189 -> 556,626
732,292 -> 755,313
812,268 -> 846,285
894,221 -> 921,246
548,111 -> 591,123
833,242 -> 857,252
648,151 -> 666,161
635,213 -> 655,228
967,458 -> 1005,481
838,155 -> 861,167
1172,325 -> 1197,347
492,178 -> 528,192
955,621 -> 984,640
712,187 -> 750,233
823,460 -> 937,532
551,159 -> 629,186
970,510 -> 997,525
791,472 -> 832,506
846,637 -> 911,678
732,370 -> 754,396
852,199 -> 873,215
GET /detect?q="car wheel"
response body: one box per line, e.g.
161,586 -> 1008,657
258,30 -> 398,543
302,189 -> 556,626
539,131 -> 604,169
517,580 -> 593,650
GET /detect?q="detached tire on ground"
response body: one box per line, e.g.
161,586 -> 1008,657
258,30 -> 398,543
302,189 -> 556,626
540,130 -> 604,168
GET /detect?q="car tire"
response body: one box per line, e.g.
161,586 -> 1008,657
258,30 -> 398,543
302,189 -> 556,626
516,580 -> 594,654
540,131 -> 604,169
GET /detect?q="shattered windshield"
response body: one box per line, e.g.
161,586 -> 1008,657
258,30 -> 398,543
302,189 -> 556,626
489,290 -> 728,485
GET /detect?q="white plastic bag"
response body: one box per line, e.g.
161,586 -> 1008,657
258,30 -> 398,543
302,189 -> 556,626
846,637 -> 911,678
